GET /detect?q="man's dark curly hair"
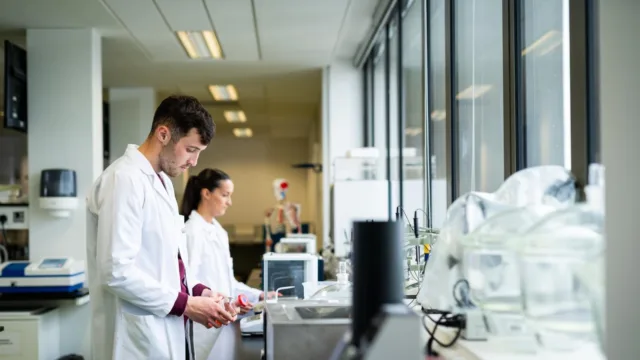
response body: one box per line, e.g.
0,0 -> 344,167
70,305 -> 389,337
150,95 -> 215,145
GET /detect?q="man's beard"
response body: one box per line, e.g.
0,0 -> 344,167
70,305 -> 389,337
159,142 -> 181,177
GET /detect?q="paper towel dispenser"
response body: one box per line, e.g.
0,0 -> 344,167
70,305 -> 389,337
39,169 -> 78,218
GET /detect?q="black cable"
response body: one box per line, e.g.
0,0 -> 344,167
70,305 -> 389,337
452,278 -> 472,308
423,312 -> 464,355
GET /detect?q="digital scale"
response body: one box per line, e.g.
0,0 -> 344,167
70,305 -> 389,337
0,257 -> 85,293
240,312 -> 264,336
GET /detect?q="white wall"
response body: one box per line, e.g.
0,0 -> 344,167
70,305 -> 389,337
321,60 -> 364,249
600,0 -> 640,358
190,136 -> 311,227
108,87 -> 156,164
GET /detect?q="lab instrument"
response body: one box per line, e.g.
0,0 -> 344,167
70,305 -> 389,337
0,258 -> 85,293
330,220 -> 422,360
239,312 -> 264,335
243,253 -> 319,336
275,237 -> 316,254
262,252 -> 319,301
263,299 -> 351,360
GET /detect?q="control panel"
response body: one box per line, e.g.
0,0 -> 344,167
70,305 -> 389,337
0,206 -> 29,230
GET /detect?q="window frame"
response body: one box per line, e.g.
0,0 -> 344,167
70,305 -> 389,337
358,0 -> 599,218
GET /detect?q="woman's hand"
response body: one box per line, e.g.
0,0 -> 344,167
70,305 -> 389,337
234,300 -> 253,315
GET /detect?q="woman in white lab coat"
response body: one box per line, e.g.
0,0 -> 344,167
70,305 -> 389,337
181,168 -> 269,359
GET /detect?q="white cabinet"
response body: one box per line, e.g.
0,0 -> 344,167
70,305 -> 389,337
0,307 -> 60,360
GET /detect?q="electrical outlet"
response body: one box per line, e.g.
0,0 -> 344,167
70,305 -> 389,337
0,207 -> 29,230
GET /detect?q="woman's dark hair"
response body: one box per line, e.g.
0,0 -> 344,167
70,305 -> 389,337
180,168 -> 231,221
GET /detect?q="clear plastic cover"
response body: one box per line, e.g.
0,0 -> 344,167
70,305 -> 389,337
460,205 -> 558,314
419,165 -> 576,311
574,251 -> 605,353
519,205 -> 604,351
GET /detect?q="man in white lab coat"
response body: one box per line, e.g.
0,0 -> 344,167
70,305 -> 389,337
86,95 -> 237,360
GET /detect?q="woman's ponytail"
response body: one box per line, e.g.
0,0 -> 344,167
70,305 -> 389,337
180,175 -> 201,221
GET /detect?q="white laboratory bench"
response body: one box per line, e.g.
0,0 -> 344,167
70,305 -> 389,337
413,304 -> 605,360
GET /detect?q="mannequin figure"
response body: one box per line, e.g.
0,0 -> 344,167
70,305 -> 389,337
264,178 -> 301,252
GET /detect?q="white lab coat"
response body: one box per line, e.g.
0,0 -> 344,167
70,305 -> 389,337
184,210 -> 262,360
86,144 -> 200,360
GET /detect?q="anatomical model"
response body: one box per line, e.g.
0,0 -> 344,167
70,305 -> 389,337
264,178 -> 301,252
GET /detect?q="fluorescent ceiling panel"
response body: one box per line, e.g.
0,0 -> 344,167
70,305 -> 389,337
208,85 -> 239,101
233,128 -> 253,138
224,110 -> 247,123
176,30 -> 223,59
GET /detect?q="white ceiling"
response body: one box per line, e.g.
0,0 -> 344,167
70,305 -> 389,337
0,0 -> 381,138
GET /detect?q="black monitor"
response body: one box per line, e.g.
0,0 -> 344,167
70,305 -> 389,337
3,40 -> 27,133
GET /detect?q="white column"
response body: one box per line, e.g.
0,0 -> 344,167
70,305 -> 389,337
107,87 -> 156,163
600,0 -> 640,358
321,61 -> 364,251
26,28 -> 102,357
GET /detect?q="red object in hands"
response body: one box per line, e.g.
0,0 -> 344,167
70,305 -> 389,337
280,181 -> 288,190
237,294 -> 249,307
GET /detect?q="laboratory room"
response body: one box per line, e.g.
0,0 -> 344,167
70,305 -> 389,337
0,0 -> 636,359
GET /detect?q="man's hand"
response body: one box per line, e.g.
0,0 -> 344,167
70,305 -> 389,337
184,296 -> 237,329
259,291 -> 282,301
201,289 -> 226,302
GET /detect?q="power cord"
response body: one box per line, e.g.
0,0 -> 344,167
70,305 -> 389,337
422,310 -> 465,355
420,279 -> 473,356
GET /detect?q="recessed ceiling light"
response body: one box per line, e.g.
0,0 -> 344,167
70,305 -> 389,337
233,128 -> 253,138
208,85 -> 238,101
176,30 -> 223,59
224,110 -> 247,123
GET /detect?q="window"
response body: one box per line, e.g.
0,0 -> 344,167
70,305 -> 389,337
454,0 -> 505,194
520,0 -> 571,167
429,0 -> 448,227
389,16 -> 401,208
402,0 -> 425,215
363,59 -> 374,147
372,37 -> 388,181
